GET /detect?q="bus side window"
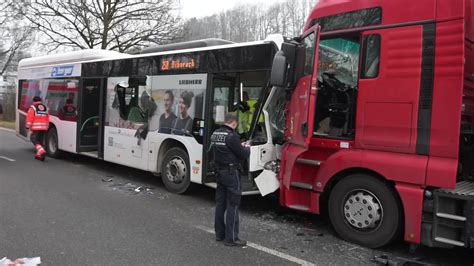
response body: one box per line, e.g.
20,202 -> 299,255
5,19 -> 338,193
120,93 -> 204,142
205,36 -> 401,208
361,34 -> 381,79
114,77 -> 147,124
125,87 -> 144,122
115,86 -> 135,120
46,79 -> 79,120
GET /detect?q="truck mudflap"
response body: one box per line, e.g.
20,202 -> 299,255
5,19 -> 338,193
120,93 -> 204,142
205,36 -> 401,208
422,181 -> 474,248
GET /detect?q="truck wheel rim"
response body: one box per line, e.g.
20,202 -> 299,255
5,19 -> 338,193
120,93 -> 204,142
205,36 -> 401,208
165,156 -> 186,184
343,189 -> 383,231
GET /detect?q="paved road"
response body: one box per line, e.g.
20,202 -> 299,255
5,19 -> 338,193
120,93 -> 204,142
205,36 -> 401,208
1,128 -> 473,265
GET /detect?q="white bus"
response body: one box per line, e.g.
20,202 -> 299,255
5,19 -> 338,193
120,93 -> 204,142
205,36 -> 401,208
16,37 -> 286,195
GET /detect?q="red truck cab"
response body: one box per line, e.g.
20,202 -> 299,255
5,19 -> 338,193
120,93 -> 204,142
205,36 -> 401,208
270,0 -> 474,248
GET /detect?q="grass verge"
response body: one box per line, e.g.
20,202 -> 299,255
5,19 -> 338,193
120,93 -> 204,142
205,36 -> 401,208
0,120 -> 15,130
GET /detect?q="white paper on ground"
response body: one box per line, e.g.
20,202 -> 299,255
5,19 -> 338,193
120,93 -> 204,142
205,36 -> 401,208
0,257 -> 41,266
254,169 -> 279,196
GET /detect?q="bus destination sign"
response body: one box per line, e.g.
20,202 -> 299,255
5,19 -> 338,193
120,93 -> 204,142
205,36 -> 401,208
160,55 -> 198,71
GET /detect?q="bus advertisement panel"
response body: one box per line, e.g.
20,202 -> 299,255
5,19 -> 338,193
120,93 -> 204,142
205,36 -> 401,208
103,74 -> 207,177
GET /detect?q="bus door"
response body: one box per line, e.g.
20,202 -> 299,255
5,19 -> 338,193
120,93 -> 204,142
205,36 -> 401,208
77,78 -> 105,157
203,75 -> 236,183
204,73 -> 266,194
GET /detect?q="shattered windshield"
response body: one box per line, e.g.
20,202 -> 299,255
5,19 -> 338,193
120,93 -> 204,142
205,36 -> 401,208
317,38 -> 360,87
266,86 -> 286,142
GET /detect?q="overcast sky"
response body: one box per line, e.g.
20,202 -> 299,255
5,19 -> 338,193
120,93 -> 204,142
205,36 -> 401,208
179,0 -> 282,18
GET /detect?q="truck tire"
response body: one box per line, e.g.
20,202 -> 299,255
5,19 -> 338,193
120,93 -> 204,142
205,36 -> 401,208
46,127 -> 62,158
328,174 -> 402,248
161,147 -> 191,194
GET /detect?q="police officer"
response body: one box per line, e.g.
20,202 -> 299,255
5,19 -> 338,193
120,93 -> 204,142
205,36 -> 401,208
211,112 -> 250,247
25,96 -> 50,161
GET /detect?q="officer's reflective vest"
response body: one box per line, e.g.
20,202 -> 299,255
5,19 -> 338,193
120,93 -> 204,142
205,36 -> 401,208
238,99 -> 262,133
26,101 -> 50,131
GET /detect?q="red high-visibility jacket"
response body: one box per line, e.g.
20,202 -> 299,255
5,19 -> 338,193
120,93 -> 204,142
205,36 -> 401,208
57,103 -> 77,121
26,101 -> 50,131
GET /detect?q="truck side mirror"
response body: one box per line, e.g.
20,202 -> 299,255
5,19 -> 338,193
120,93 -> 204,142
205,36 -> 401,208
270,51 -> 288,87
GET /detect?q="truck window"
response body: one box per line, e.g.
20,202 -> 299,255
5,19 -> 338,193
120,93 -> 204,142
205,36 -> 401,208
361,34 -> 381,78
314,36 -> 360,138
303,33 -> 316,76
317,37 -> 360,86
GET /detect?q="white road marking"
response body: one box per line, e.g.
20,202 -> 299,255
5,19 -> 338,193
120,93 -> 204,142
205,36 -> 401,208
246,242 -> 316,266
0,156 -> 16,162
195,225 -> 316,266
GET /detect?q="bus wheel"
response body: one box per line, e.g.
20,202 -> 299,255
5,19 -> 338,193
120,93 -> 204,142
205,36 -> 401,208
46,127 -> 62,158
161,147 -> 191,194
328,174 -> 402,248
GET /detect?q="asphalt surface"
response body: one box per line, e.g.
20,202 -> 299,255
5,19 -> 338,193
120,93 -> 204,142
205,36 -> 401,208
1,128 -> 473,265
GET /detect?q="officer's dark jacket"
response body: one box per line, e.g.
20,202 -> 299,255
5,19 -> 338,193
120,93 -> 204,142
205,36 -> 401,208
210,125 -> 250,166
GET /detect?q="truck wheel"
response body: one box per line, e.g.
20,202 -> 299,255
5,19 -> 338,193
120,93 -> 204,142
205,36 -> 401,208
46,127 -> 62,158
161,147 -> 191,194
328,174 -> 402,248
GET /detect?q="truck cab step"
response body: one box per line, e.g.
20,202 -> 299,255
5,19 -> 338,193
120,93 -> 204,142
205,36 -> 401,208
436,181 -> 474,198
290,181 -> 313,190
287,204 -> 310,211
434,237 -> 465,247
436,212 -> 467,221
295,158 -> 322,166
430,181 -> 474,248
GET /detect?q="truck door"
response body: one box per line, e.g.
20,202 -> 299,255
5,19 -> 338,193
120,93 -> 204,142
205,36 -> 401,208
280,24 -> 321,189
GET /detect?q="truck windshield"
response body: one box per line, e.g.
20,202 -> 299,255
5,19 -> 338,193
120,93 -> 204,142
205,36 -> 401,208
317,37 -> 360,87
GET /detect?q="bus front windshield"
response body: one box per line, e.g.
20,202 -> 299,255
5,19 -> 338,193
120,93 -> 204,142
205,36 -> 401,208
265,86 -> 286,143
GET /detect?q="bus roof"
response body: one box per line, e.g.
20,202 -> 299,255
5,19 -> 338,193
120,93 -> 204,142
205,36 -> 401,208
18,36 -> 282,71
141,38 -> 234,54
18,49 -> 131,69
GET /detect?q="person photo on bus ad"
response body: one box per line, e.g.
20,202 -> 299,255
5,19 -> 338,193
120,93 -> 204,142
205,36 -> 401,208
158,90 -> 177,134
171,90 -> 194,136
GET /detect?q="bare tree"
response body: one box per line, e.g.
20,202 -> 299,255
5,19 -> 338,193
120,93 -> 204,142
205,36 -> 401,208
0,0 -> 33,76
0,29 -> 33,76
0,1 -> 11,26
19,0 -> 182,53
181,0 -> 320,43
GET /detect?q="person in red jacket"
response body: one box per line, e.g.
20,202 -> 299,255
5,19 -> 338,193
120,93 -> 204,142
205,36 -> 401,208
25,96 -> 50,161
57,98 -> 77,121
